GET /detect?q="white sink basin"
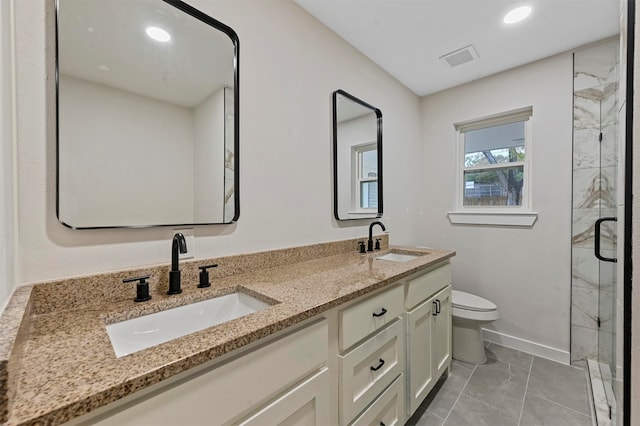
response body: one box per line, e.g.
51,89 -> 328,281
106,292 -> 271,358
375,252 -> 421,262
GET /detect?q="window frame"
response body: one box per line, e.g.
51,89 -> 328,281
449,106 -> 538,227
351,142 -> 378,212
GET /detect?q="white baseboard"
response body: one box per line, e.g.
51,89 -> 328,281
482,328 -> 570,365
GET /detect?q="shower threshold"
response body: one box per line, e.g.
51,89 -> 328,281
587,359 -> 616,426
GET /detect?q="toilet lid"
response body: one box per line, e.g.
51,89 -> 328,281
452,290 -> 497,312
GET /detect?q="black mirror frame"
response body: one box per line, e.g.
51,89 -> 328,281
332,89 -> 383,221
54,0 -> 240,229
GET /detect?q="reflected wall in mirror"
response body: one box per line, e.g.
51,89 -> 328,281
332,90 -> 383,221
56,0 -> 239,228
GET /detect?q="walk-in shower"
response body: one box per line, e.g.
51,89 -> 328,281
571,38 -> 625,425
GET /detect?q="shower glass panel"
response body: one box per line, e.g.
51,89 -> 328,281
572,38 -> 622,425
596,75 -> 619,422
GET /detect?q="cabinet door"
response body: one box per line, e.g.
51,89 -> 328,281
76,320 -> 328,426
431,286 -> 451,379
237,368 -> 330,426
406,297 -> 434,415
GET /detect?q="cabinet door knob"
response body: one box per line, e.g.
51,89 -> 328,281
372,308 -> 387,318
370,358 -> 385,371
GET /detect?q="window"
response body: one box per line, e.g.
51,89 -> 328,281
449,107 -> 537,226
463,121 -> 525,207
353,143 -> 378,211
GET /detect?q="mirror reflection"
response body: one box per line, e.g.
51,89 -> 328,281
56,0 -> 239,228
333,90 -> 382,221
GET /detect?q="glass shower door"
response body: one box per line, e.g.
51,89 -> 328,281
594,81 -> 619,423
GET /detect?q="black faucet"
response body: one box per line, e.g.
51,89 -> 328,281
368,221 -> 386,252
168,233 -> 187,295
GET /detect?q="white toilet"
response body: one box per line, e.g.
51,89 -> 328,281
452,290 -> 499,364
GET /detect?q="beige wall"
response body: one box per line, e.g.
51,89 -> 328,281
0,0 -> 16,311
9,0 -> 423,293
58,75 -> 195,227
420,52 -> 573,359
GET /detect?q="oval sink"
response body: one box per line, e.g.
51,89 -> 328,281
106,292 -> 271,357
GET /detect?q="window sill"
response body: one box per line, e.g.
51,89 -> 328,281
447,211 -> 538,227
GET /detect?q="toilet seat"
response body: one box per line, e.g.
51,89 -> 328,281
452,290 -> 496,312
452,290 -> 499,322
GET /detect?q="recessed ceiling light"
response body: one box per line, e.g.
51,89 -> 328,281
145,26 -> 171,43
503,5 -> 532,24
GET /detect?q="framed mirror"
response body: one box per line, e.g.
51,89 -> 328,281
55,0 -> 239,229
332,90 -> 383,221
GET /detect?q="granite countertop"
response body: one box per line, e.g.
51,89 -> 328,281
2,241 -> 454,425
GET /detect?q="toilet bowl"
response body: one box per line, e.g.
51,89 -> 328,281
452,290 -> 499,364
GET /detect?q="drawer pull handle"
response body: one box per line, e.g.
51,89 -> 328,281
372,308 -> 387,318
370,358 -> 385,371
380,422 -> 386,426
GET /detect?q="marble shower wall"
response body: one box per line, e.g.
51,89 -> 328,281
224,87 -> 235,223
571,39 -> 620,363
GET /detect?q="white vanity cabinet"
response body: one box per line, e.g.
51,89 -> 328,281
404,262 -> 452,416
64,260 -> 453,426
68,319 -> 330,426
338,284 -> 406,426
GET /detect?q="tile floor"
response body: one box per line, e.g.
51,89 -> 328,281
407,343 -> 593,426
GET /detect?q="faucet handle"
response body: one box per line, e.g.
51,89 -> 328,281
375,238 -> 381,250
198,264 -> 218,288
358,241 -> 366,254
123,275 -> 151,302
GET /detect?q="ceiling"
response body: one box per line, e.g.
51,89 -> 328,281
295,0 -> 621,96
58,0 -> 234,107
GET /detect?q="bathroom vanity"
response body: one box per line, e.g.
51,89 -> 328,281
0,237 -> 454,425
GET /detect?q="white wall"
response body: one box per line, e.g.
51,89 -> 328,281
0,0 -> 16,310
193,87 -> 225,222
13,0 -> 422,285
420,53 -> 573,354
58,75 -> 194,227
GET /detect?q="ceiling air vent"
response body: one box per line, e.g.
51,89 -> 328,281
440,45 -> 479,68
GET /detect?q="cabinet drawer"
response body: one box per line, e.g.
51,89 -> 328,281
406,263 -> 451,310
339,319 -> 404,425
350,374 -> 405,426
340,284 -> 404,351
236,368 -> 330,426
